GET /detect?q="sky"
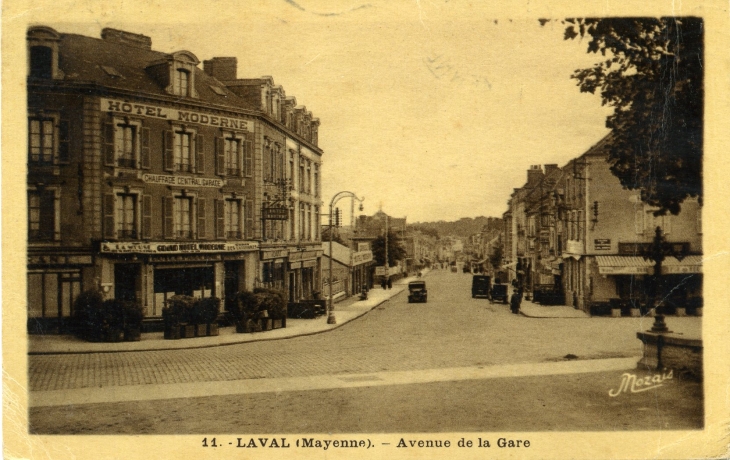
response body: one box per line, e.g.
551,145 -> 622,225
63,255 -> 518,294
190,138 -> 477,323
20,0 -> 615,222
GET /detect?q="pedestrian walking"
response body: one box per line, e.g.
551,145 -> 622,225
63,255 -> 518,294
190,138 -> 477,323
387,277 -> 392,289
510,290 -> 521,314
381,277 -> 387,289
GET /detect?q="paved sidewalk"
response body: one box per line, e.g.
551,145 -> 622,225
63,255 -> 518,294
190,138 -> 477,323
519,300 -> 590,318
30,356 -> 639,407
28,273 -> 421,355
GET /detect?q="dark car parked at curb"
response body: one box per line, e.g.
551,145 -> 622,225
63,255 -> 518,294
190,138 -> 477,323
408,281 -> 428,303
472,275 -> 491,299
490,283 -> 509,304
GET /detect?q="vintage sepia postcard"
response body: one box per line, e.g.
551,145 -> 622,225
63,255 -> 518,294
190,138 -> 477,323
4,0 -> 729,459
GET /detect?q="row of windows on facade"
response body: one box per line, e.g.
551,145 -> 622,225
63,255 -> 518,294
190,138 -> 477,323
30,117 -> 321,196
28,189 -> 322,242
264,139 -> 320,196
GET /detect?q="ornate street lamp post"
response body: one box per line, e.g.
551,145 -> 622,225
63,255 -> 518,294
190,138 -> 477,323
643,226 -> 687,333
327,191 -> 364,324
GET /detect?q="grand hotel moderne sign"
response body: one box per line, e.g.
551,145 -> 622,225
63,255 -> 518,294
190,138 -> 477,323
100,97 -> 254,132
100,241 -> 259,254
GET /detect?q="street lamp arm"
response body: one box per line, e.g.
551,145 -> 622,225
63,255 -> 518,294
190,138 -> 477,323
330,191 -> 364,208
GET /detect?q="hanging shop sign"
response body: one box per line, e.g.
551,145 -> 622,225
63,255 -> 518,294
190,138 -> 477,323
352,251 -> 373,265
261,249 -> 289,260
101,98 -> 254,132
594,239 -> 611,251
142,173 -> 225,188
100,241 -> 258,254
262,206 -> 289,220
289,250 -> 322,262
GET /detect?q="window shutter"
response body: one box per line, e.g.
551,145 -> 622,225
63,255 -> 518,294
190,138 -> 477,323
245,199 -> 254,239
142,194 -> 152,238
215,199 -> 225,239
59,120 -> 70,163
163,196 -> 174,238
40,190 -> 57,240
140,127 -> 151,169
197,198 -> 206,239
163,130 -> 174,172
103,193 -> 116,239
103,123 -> 115,166
196,134 -> 205,174
244,140 -> 253,178
215,137 -> 225,176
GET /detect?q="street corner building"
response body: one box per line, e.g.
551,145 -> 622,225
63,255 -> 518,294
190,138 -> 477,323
26,26 -> 324,333
502,134 -> 703,316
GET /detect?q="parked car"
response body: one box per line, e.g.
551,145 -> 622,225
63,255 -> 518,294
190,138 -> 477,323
490,284 -> 509,304
407,281 -> 428,303
471,275 -> 491,298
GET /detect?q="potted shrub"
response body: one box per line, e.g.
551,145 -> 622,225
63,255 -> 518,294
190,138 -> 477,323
168,295 -> 197,338
200,297 -> 221,336
101,299 -> 125,342
73,289 -> 105,342
189,299 -> 208,337
230,290 -> 258,333
162,297 -> 190,340
122,301 -> 144,341
254,288 -> 287,330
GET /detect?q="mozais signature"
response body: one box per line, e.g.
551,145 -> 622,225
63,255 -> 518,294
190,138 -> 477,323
608,369 -> 673,397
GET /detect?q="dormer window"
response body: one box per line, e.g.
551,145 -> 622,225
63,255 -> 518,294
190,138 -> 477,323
27,26 -> 62,80
146,50 -> 199,98
174,69 -> 190,96
30,46 -> 52,79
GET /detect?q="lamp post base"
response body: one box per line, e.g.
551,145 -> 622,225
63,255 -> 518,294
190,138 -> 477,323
650,314 -> 671,333
327,313 -> 337,325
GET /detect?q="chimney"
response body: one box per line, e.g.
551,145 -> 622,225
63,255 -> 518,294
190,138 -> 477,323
101,28 -> 152,49
544,164 -> 559,175
203,57 -> 238,81
527,165 -> 544,186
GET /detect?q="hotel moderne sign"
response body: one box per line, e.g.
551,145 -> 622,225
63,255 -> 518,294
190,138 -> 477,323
100,241 -> 259,254
100,97 -> 254,132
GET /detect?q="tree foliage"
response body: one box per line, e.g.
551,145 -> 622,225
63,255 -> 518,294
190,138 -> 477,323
561,17 -> 703,215
371,232 -> 408,266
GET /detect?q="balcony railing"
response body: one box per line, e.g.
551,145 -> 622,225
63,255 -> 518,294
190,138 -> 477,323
117,158 -> 137,168
117,229 -> 138,239
176,230 -> 192,239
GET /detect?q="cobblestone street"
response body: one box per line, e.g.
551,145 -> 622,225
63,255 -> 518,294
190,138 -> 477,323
29,270 -> 701,392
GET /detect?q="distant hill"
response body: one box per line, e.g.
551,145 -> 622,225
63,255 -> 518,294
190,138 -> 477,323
409,216 -> 496,238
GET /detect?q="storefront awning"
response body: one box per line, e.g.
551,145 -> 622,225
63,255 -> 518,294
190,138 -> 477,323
596,256 -> 654,275
662,255 -> 703,274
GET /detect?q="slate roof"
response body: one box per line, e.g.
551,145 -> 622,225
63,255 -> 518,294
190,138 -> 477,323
52,31 -> 256,112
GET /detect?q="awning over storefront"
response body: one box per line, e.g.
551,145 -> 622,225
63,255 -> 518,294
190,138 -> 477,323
596,255 -> 703,275
596,256 -> 654,275
662,255 -> 703,274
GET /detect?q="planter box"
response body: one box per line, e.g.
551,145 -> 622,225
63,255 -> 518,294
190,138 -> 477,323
207,323 -> 219,336
124,327 -> 142,341
610,309 -> 622,318
180,324 -> 196,338
695,307 -> 703,317
630,309 -> 641,317
164,325 -> 181,340
675,307 -> 687,317
194,324 -> 207,337
235,321 -> 247,333
260,318 -> 272,331
271,318 -> 286,329
105,328 -> 124,343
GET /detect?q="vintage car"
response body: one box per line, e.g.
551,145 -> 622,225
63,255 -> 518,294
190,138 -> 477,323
490,283 -> 509,304
471,275 -> 491,298
407,281 -> 428,303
